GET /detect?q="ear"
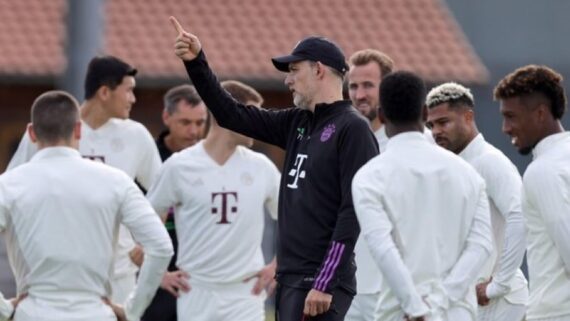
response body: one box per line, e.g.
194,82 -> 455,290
162,109 -> 170,126
315,62 -> 325,79
536,103 -> 549,122
74,121 -> 81,140
464,108 -> 475,122
27,123 -> 38,143
97,86 -> 110,101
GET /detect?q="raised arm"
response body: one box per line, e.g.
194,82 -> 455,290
169,16 -> 296,149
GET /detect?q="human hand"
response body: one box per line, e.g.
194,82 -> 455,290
244,259 -> 277,296
128,245 -> 144,267
160,270 -> 191,297
102,297 -> 126,321
304,289 -> 332,317
476,278 -> 492,306
169,16 -> 202,61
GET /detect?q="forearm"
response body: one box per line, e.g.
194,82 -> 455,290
443,243 -> 490,302
183,51 -> 286,146
124,254 -> 170,321
446,186 -> 492,302
364,230 -> 428,317
312,207 -> 359,293
487,211 -> 526,298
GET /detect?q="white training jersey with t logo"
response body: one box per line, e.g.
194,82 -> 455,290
147,141 -> 280,285
7,118 -> 162,281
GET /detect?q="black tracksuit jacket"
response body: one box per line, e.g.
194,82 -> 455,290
184,51 -> 379,294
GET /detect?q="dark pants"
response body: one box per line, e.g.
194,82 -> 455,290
276,284 -> 353,321
141,288 -> 177,321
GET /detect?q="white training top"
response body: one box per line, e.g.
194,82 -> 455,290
353,125 -> 435,295
0,147 -> 172,321
7,119 -> 162,279
523,132 -> 570,320
352,132 -> 493,320
147,141 -> 280,285
459,134 -> 528,304
374,125 -> 434,153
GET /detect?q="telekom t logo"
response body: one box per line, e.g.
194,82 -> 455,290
211,191 -> 238,224
287,153 -> 308,189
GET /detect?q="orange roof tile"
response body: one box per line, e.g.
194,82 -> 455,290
0,0 -> 66,76
0,0 -> 489,84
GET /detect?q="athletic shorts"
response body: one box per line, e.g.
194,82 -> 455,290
14,295 -> 116,321
177,278 -> 265,321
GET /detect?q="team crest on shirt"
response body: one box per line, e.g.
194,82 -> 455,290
110,137 -> 125,152
320,124 -> 336,142
240,172 -> 254,186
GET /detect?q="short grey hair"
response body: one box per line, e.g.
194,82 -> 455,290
426,82 -> 474,109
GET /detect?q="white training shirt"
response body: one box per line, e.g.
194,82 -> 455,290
522,132 -> 570,320
352,132 -> 493,320
459,134 -> 528,304
0,147 -> 172,321
353,125 -> 435,295
7,119 -> 162,279
374,125 -> 434,153
147,141 -> 280,285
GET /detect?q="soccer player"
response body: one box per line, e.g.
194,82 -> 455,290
352,71 -> 493,321
0,91 -> 172,321
146,80 -> 280,321
143,84 -> 208,321
345,49 -> 394,321
347,49 -> 434,153
426,82 -> 528,321
169,17 -> 378,320
6,56 -> 162,304
494,65 -> 570,321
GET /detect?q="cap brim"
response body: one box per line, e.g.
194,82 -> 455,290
271,55 -> 305,72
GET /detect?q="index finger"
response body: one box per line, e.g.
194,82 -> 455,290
169,16 -> 185,35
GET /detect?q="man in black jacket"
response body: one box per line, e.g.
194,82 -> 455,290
169,17 -> 379,321
142,84 -> 207,321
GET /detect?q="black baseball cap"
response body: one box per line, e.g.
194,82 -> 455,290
271,36 -> 349,75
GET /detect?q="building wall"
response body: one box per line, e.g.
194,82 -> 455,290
445,0 -> 570,174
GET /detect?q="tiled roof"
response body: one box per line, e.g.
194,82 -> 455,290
0,0 -> 489,84
0,0 -> 65,76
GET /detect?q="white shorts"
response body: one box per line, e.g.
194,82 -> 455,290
477,297 -> 525,321
177,278 -> 265,321
110,273 -> 136,304
345,292 -> 380,321
14,295 -> 116,321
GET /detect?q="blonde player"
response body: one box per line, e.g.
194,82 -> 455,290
0,91 -> 172,321
426,82 -> 528,321
146,81 -> 280,321
7,56 -> 162,303
346,49 -> 395,321
495,65 -> 570,321
352,72 -> 493,321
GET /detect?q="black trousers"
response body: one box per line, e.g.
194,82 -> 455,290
141,288 -> 177,321
276,284 -> 353,321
